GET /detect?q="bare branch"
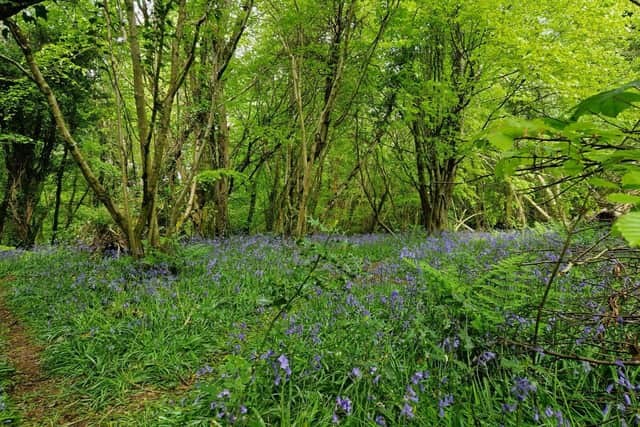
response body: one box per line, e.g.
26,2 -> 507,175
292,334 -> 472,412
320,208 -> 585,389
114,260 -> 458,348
0,52 -> 36,83
0,0 -> 43,21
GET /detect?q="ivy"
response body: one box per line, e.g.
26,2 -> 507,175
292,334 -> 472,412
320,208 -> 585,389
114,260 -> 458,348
196,169 -> 246,188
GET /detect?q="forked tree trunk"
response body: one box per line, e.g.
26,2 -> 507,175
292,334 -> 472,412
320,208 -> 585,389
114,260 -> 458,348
6,19 -> 141,256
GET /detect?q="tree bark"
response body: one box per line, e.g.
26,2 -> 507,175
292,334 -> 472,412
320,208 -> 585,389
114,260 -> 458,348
0,0 -> 44,21
51,145 -> 67,244
0,178 -> 10,242
6,19 -> 140,256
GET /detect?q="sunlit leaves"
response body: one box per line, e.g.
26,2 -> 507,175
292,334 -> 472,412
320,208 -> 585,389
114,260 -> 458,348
570,81 -> 640,121
621,170 -> 640,189
606,193 -> 640,204
614,212 -> 640,247
588,177 -> 619,190
489,80 -> 640,247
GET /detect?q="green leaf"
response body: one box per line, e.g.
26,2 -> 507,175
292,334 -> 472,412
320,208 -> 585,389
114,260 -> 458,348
562,159 -> 583,176
613,212 -> 640,247
486,132 -> 513,151
583,149 -> 616,163
621,171 -> 640,189
0,133 -> 35,145
587,177 -> 619,189
606,193 -> 640,205
494,157 -> 522,178
196,169 -> 246,186
570,81 -> 640,121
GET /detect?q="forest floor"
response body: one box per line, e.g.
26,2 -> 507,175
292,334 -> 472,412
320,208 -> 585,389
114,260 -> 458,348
0,230 -> 638,425
0,274 -> 183,426
0,275 -> 78,425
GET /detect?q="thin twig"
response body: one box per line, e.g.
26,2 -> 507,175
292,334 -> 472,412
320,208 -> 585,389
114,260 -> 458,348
502,339 -> 640,366
0,52 -> 36,83
532,197 -> 588,349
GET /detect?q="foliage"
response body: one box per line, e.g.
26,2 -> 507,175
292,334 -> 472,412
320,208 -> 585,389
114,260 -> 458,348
196,169 -> 246,187
486,80 -> 640,246
0,231 -> 638,425
1,0 -> 636,245
0,327 -> 17,424
1,0 -> 640,425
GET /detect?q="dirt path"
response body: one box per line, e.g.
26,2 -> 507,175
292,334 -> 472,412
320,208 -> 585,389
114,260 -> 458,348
0,275 -> 188,425
0,276 -> 87,426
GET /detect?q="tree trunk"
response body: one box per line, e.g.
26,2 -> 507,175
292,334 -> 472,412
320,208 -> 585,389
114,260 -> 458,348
414,134 -> 432,232
7,19 -> 138,255
246,179 -> 257,233
211,83 -> 231,237
0,178 -> 10,242
51,145 -> 68,244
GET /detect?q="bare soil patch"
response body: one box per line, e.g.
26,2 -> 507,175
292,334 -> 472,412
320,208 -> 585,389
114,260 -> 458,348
0,275 -> 86,426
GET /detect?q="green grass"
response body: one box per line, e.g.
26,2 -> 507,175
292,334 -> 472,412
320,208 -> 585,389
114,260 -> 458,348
0,231 -> 637,425
0,327 -> 18,424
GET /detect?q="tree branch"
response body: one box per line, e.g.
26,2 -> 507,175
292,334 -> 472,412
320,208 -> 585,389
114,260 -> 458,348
0,0 -> 43,21
0,52 -> 36,83
5,18 -> 131,243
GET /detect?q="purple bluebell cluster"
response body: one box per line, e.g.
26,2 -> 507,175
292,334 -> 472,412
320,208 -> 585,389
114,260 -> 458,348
3,230 -> 638,425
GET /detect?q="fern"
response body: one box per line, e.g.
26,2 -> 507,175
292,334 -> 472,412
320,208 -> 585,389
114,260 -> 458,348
468,254 -> 534,331
414,254 -> 535,334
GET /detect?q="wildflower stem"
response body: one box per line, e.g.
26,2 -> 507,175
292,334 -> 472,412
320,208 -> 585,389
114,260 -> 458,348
532,198 -> 589,352
502,338 -> 640,366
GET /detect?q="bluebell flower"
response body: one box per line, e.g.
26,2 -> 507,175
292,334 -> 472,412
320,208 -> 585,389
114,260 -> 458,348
196,364 -> 213,377
502,402 -> 517,413
404,385 -> 419,402
511,377 -> 536,401
312,355 -> 322,370
335,396 -> 352,415
411,372 -> 424,384
351,367 -> 362,379
438,394 -> 454,417
400,402 -> 415,419
375,415 -> 386,426
475,351 -> 496,366
277,354 -> 292,377
411,370 -> 429,391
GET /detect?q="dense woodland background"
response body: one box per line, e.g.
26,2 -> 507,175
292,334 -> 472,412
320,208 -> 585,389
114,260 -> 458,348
1,0 -> 640,255
3,2 -> 640,425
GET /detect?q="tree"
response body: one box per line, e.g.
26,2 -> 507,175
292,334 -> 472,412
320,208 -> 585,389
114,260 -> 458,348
189,0 -> 253,238
0,4 -> 99,246
0,0 -> 44,21
3,0 -> 211,256
382,2 -> 485,232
